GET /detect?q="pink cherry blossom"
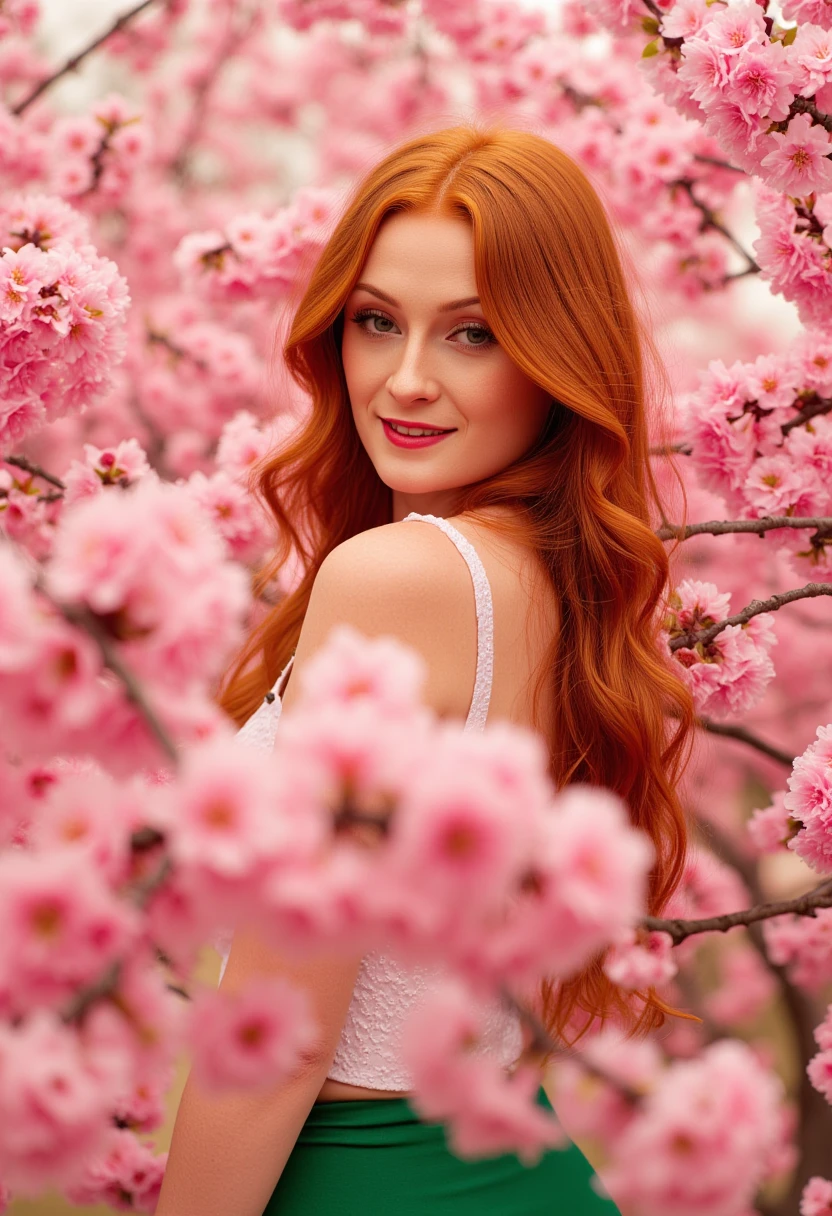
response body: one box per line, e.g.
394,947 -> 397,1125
0,849 -> 140,1017
401,978 -> 564,1164
0,1010 -> 119,1195
788,24 -> 832,96
785,723 -> 832,872
64,1127 -> 167,1213
764,908 -> 832,990
748,791 -> 800,854
760,113 -> 832,196
293,622 -> 429,715
602,1040 -> 784,1216
665,579 -> 777,718
62,439 -> 150,507
604,928 -> 677,989
189,976 -> 317,1093
802,1176 -> 832,1216
729,43 -> 797,122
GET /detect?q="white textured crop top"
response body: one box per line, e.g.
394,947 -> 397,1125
218,512 -> 523,1091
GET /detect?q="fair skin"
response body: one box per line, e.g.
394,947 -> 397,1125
155,212 -> 559,1216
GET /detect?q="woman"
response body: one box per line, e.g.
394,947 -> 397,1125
156,124 -> 694,1216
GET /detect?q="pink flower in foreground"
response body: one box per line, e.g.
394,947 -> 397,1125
487,787 -> 653,984
0,850 -> 140,1017
788,24 -> 832,97
0,1011 -> 117,1195
603,929 -> 677,989
64,1127 -> 166,1213
401,978 -> 564,1164
293,622 -> 428,715
785,723 -> 832,873
603,1040 -> 783,1216
760,113 -> 832,195
802,1176 -> 832,1216
189,976 -> 317,1093
729,42 -> 796,121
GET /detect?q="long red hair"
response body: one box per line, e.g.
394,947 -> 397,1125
219,123 -> 695,1043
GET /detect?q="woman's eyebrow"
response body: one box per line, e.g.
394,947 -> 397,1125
354,282 -> 481,312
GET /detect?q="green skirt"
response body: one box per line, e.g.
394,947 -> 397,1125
264,1087 -> 620,1214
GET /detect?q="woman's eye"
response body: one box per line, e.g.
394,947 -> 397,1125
350,309 -> 398,336
450,323 -> 497,349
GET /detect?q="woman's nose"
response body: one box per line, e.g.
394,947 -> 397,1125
385,339 -> 440,404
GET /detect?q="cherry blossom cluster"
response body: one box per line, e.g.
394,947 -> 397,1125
0,475 -> 250,775
48,94 -> 151,207
754,182 -> 832,326
181,410 -> 296,562
0,194 -> 130,449
663,578 -> 777,717
130,300 -> 265,446
600,1040 -> 783,1216
683,335 -> 832,577
782,722 -> 832,873
173,187 -> 339,303
608,0 -> 832,192
763,907 -> 832,991
0,623 -> 662,1194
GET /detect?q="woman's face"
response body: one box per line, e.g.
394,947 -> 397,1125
341,210 -> 552,521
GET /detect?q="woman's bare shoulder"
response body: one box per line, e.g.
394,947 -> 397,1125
316,519 -> 470,608
280,520 -> 476,720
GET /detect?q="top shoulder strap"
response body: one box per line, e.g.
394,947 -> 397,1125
402,512 -> 494,731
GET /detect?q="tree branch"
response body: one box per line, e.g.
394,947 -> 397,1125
34,579 -> 179,766
643,878 -> 832,945
11,0 -> 161,116
3,454 -> 66,490
671,178 -> 760,274
668,583 -> 832,652
696,716 -> 795,768
656,515 -> 832,542
499,987 -> 644,1104
782,393 -> 832,435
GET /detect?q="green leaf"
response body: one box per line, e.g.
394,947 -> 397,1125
642,38 -> 661,58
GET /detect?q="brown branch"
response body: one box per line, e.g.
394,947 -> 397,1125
499,987 -> 644,1104
789,95 -> 832,135
3,454 -> 65,490
668,583 -> 832,652
657,516 -> 832,542
34,579 -> 179,766
671,178 -> 760,273
146,328 -> 210,373
696,716 -> 795,768
643,878 -> 832,945
11,0 -> 161,116
782,394 -> 832,435
692,153 -> 744,173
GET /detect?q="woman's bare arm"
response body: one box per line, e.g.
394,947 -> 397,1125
154,931 -> 362,1216
154,521 -> 472,1215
